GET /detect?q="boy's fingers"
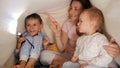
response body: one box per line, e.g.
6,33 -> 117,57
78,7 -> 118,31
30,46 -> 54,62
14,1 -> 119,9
17,35 -> 20,38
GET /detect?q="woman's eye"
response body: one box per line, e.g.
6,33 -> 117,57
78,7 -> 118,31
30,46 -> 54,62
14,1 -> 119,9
26,24 -> 30,27
69,7 -> 72,10
75,7 -> 79,11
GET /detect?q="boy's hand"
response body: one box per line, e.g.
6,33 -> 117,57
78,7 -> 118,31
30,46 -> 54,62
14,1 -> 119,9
104,38 -> 120,58
43,36 -> 49,49
17,35 -> 25,43
16,35 -> 25,49
71,56 -> 78,62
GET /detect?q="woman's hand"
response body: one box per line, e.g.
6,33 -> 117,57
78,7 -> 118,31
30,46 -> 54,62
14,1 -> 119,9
48,14 -> 61,35
104,38 -> 120,58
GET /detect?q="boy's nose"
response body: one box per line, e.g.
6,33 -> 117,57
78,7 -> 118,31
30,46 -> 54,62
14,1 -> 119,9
30,26 -> 34,29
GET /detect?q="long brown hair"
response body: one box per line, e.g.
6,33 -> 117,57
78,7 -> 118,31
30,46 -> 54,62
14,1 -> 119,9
70,0 -> 92,9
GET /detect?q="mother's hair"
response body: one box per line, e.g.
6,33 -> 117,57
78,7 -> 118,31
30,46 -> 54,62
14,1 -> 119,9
70,0 -> 92,9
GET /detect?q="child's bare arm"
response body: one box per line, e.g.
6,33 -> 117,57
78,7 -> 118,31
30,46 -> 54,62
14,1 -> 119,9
25,58 -> 36,68
48,14 -> 67,52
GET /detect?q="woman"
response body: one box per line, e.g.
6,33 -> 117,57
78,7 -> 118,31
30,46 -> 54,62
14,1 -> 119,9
40,0 -> 120,68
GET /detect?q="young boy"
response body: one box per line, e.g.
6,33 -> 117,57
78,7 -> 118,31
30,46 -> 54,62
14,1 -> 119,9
12,13 -> 44,68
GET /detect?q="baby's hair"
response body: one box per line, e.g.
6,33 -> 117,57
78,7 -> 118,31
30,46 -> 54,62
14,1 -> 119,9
84,7 -> 111,40
85,7 -> 104,32
25,13 -> 42,25
70,0 -> 92,9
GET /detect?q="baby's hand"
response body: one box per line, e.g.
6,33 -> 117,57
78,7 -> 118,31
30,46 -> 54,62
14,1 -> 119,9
43,36 -> 49,49
71,56 -> 78,62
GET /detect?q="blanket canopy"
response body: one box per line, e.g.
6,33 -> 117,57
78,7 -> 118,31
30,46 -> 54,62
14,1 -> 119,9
0,0 -> 120,67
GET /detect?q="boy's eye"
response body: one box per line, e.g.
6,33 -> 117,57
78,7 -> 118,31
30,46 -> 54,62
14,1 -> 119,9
33,24 -> 37,26
70,7 -> 72,9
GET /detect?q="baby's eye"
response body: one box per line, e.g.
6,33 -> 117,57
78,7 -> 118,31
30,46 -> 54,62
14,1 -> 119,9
79,19 -> 82,23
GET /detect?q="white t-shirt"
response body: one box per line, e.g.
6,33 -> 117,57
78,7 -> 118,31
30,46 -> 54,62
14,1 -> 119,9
74,32 -> 112,67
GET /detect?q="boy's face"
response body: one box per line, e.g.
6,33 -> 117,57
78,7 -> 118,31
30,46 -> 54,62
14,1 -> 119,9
77,12 -> 91,34
25,18 -> 42,36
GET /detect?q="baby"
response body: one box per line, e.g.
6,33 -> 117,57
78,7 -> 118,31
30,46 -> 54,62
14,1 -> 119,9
63,7 -> 113,68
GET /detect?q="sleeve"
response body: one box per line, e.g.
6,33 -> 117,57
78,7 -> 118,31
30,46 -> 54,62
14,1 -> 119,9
90,35 -> 113,67
74,37 -> 81,57
30,35 -> 43,60
14,49 -> 20,59
19,39 -> 31,61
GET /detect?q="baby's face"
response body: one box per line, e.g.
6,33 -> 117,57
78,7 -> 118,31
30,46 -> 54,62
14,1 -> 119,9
77,12 -> 91,34
25,18 -> 41,36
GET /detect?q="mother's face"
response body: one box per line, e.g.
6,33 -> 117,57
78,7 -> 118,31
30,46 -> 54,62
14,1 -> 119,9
69,1 -> 82,21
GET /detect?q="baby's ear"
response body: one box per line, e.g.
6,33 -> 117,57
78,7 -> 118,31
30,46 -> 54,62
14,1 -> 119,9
90,19 -> 97,27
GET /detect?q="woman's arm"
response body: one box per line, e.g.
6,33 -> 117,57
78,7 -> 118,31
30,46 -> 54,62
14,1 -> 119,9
49,14 -> 68,52
104,38 -> 120,58
50,21 -> 68,52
